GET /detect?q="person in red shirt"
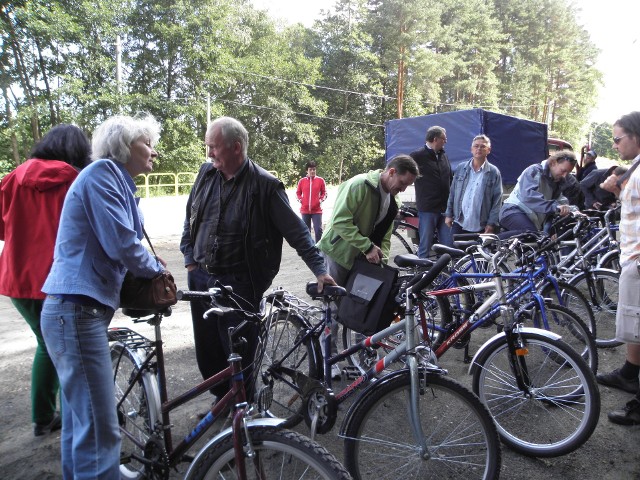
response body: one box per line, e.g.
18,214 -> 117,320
296,161 -> 327,242
0,124 -> 91,436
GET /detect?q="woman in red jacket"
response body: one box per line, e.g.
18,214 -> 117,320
296,161 -> 327,242
0,124 -> 91,436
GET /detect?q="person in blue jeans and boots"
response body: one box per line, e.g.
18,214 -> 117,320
41,114 -> 170,479
409,125 -> 453,257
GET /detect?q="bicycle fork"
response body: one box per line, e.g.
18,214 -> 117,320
502,306 -> 533,395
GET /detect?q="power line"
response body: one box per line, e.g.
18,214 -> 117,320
218,65 -> 397,101
217,98 -> 384,127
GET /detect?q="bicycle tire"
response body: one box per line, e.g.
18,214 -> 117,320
342,371 -> 501,480
258,309 -> 322,428
111,343 -> 160,479
597,250 -> 620,272
472,331 -> 600,457
528,303 -> 598,373
392,230 -> 417,255
539,279 -> 597,337
187,426 -> 352,480
568,268 -> 621,348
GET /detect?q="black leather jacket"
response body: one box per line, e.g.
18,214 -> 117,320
180,159 -> 326,297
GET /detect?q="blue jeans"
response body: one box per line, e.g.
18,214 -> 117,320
498,208 -> 537,239
187,267 -> 260,399
418,211 -> 452,258
302,213 -> 323,243
41,296 -> 119,480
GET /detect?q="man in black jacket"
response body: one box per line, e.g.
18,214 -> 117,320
180,116 -> 334,402
410,125 -> 453,257
581,165 -> 626,210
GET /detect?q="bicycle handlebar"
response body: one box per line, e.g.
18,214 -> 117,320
177,285 -> 234,301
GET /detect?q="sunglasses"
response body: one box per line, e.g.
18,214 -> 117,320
613,134 -> 628,144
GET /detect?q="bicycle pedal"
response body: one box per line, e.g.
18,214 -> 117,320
342,365 -> 362,380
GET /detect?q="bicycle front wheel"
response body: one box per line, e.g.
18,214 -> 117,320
187,426 -> 351,480
472,331 -> 600,457
111,343 -> 160,479
343,371 -> 501,480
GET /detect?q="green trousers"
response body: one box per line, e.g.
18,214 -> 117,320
11,298 -> 59,424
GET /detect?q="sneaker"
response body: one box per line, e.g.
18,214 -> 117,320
596,368 -> 640,393
607,398 -> 640,426
331,364 -> 342,381
34,414 -> 62,437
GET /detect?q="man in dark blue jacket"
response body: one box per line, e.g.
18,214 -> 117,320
410,126 -> 453,257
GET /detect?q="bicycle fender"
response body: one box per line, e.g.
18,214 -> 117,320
340,370 -> 408,437
567,267 -> 619,285
183,418 -> 286,480
468,327 -> 562,376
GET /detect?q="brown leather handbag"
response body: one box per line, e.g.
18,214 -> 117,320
119,228 -> 178,311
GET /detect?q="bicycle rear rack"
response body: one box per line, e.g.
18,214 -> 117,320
108,327 -> 154,354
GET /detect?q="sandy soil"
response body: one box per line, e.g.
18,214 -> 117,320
1,195 -> 639,479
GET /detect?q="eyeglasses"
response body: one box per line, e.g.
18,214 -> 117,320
613,134 -> 628,144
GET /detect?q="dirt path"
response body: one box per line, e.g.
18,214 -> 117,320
1,196 -> 638,479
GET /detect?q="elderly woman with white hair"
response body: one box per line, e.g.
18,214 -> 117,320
41,114 -> 169,479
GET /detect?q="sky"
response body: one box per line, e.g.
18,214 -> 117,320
250,0 -> 640,125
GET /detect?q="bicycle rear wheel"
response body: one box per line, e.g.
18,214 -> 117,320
568,269 -> 621,348
472,331 -> 600,457
111,343 -> 160,479
342,371 -> 501,480
186,426 -> 352,480
539,280 -> 597,337
257,309 -> 321,428
528,303 -> 598,373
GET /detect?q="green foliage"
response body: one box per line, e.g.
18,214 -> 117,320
588,122 -> 617,160
1,0 -> 603,180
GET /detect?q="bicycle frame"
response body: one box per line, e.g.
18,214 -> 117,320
110,313 -> 251,472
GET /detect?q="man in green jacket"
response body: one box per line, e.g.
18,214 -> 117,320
318,154 -> 418,280
317,155 -> 418,377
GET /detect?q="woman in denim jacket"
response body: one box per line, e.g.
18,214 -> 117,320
41,115 -> 168,479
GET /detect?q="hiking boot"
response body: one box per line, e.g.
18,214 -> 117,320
607,398 -> 640,426
34,414 -> 62,437
596,368 -> 639,394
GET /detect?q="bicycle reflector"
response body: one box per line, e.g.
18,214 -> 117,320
515,347 -> 529,356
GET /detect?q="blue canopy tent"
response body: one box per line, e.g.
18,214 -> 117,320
385,108 -> 549,184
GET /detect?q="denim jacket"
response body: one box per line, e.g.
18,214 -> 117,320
42,159 -> 162,309
501,160 -> 569,230
445,159 -> 503,229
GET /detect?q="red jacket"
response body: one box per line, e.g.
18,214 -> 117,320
0,159 -> 78,299
296,175 -> 327,214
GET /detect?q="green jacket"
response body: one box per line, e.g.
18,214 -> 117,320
318,170 -> 400,270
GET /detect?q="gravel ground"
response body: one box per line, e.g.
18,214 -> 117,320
1,195 -> 639,479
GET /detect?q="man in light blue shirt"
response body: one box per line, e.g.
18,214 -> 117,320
445,135 -> 503,236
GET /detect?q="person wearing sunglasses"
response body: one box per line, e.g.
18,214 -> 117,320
596,111 -> 640,426
498,149 -> 577,236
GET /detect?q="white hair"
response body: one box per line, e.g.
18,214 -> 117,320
208,116 -> 249,158
91,114 -> 161,164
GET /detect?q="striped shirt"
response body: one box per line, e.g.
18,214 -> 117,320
619,154 -> 640,266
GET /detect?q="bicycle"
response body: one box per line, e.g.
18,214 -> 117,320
108,287 -> 352,480
391,205 -> 419,255
258,254 -> 502,479
393,236 -> 601,457
344,235 -> 598,376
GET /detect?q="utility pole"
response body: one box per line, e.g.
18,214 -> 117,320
115,35 -> 122,112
